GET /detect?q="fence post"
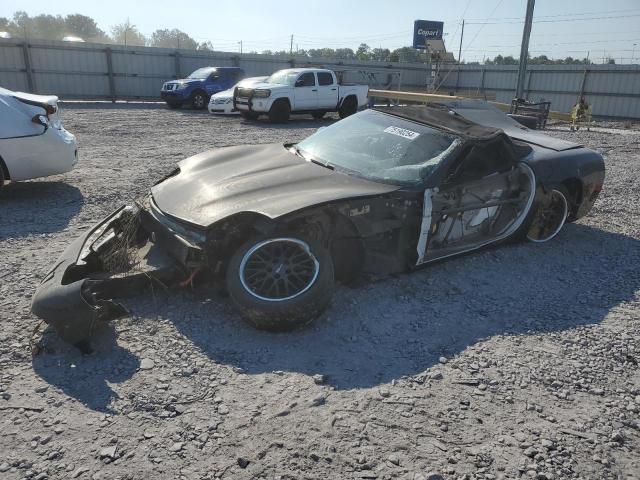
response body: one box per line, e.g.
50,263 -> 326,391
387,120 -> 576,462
174,51 -> 181,79
105,47 -> 116,103
480,66 -> 486,99
21,41 -> 36,93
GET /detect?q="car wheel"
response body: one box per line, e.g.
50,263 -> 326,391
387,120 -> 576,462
0,163 -> 5,190
166,102 -> 181,109
268,99 -> 291,123
526,187 -> 569,243
191,91 -> 207,109
338,96 -> 357,119
226,234 -> 334,331
240,111 -> 260,121
311,111 -> 326,120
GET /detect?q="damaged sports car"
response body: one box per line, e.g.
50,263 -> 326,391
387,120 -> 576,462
32,100 -> 605,347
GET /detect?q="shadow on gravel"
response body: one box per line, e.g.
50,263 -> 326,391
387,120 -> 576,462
32,327 -> 139,413
0,181 -> 83,240
162,222 -> 640,389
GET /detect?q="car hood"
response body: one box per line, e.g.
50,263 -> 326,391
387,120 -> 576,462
211,89 -> 233,99
151,143 -> 399,227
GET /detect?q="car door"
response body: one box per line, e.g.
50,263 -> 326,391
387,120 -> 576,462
293,72 -> 318,110
316,71 -> 338,109
205,71 -> 222,96
417,139 -> 535,264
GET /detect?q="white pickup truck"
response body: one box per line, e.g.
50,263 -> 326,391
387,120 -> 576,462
233,68 -> 368,123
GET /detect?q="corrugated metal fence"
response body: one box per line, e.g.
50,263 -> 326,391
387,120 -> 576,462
0,38 -> 427,100
1,38 -> 639,118
439,64 -> 640,119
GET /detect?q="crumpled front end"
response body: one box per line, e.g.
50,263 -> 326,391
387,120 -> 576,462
31,201 -> 187,347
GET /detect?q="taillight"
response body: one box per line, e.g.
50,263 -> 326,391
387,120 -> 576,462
45,104 -> 57,115
32,114 -> 49,129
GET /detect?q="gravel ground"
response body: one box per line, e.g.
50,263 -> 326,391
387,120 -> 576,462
1,104 -> 639,480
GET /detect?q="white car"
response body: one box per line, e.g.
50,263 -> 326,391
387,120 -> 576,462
208,76 -> 268,115
0,87 -> 77,188
233,68 -> 369,123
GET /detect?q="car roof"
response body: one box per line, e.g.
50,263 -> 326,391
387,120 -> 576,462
374,104 -> 505,141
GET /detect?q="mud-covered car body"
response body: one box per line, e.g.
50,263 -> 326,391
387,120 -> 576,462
32,100 -> 604,346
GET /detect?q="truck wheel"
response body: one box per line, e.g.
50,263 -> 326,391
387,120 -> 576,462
268,99 -> 291,123
311,111 -> 326,120
338,96 -> 358,119
226,234 -> 334,331
241,111 -> 260,121
190,91 -> 208,109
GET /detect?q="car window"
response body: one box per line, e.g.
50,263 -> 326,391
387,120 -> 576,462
296,72 -> 316,87
266,71 -> 298,86
317,72 -> 334,86
296,109 -> 460,186
188,68 -> 214,79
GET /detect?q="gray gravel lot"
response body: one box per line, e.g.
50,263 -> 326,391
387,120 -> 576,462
1,104 -> 639,480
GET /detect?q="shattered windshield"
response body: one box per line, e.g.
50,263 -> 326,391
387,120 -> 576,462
188,68 -> 216,79
266,70 -> 298,86
296,109 -> 461,185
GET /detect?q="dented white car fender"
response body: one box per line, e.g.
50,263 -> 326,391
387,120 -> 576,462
0,87 -> 78,184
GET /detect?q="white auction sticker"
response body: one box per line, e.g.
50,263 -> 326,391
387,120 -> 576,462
383,126 -> 420,140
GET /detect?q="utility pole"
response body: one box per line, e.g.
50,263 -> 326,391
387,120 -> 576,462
515,0 -> 535,99
457,20 -> 465,64
290,35 -> 293,55
455,19 -> 465,92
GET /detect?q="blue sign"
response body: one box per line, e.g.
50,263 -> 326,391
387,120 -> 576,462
413,20 -> 444,49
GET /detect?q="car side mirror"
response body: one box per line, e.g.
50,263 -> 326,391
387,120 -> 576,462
295,79 -> 304,87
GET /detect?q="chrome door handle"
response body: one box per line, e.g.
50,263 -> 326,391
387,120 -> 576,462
331,88 -> 337,91
312,89 -> 317,92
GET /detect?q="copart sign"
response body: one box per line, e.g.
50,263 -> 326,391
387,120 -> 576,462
413,20 -> 444,49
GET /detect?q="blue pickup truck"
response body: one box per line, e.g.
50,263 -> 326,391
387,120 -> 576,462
161,67 -> 245,109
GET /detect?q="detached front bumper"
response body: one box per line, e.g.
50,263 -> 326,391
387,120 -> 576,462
31,204 -> 185,346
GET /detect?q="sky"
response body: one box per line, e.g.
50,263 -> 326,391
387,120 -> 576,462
2,0 -> 640,63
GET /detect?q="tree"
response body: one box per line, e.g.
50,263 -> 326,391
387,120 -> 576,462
64,14 -> 106,41
149,28 -> 197,49
356,43 -> 371,60
371,47 -> 390,62
607,57 -> 616,64
11,11 -> 66,39
197,41 -> 214,51
334,48 -> 355,59
111,20 -> 145,46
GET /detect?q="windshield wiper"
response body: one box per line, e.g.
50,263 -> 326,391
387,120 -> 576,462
289,145 -> 334,170
310,158 -> 334,170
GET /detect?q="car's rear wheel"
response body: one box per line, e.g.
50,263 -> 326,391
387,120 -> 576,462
338,96 -> 358,119
240,111 -> 260,121
191,91 -> 207,109
526,187 -> 569,243
226,234 -> 334,331
311,111 -> 326,120
268,99 -> 291,123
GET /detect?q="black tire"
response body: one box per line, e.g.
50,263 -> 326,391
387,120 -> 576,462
311,111 -> 326,120
521,185 -> 570,243
0,161 -> 5,190
166,102 -> 182,109
338,96 -> 358,119
190,91 -> 208,110
268,99 -> 291,123
240,111 -> 260,121
226,234 -> 334,331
